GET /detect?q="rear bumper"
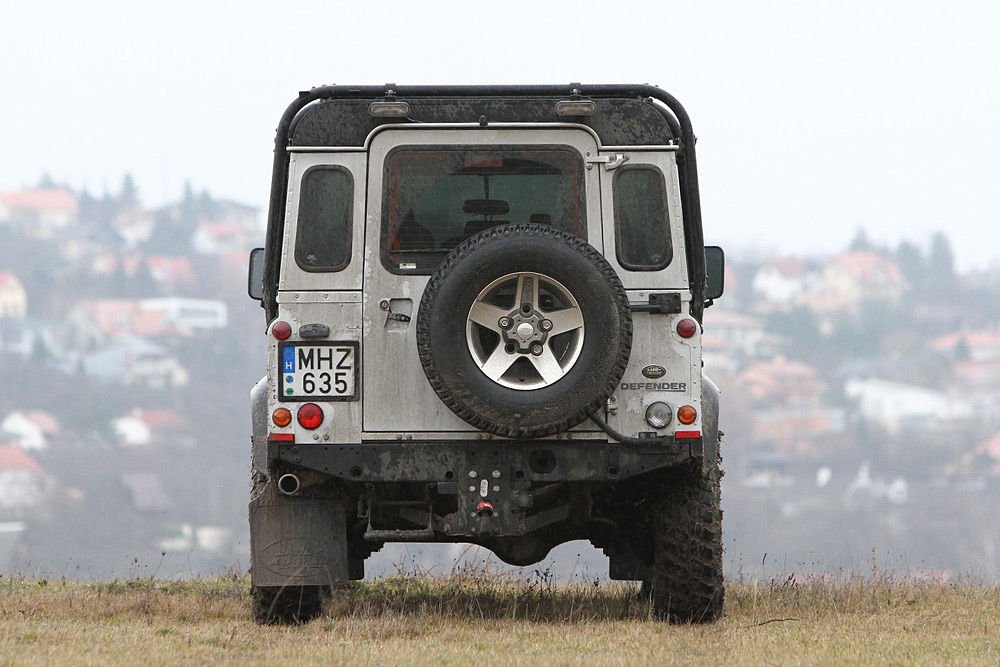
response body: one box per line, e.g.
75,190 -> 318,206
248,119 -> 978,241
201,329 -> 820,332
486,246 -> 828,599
269,437 -> 702,483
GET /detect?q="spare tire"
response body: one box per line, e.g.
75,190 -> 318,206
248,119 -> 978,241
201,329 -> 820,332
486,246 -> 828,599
416,224 -> 632,437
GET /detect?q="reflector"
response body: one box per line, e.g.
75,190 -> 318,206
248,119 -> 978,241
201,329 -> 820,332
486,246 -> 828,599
677,318 -> 697,339
272,320 -> 292,340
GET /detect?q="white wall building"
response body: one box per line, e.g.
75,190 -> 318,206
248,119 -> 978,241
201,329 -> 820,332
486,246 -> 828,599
844,378 -> 973,433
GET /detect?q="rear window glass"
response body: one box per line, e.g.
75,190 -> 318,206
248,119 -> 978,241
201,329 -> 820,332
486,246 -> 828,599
613,166 -> 672,270
295,166 -> 353,272
382,146 -> 586,272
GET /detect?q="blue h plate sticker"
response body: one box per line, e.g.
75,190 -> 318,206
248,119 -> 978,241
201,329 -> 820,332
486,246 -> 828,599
282,346 -> 296,373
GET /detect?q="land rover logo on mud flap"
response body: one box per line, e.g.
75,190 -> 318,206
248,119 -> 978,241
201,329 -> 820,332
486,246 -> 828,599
261,538 -> 329,578
642,365 -> 667,379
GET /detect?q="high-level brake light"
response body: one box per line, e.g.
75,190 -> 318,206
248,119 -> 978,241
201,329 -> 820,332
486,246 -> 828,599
555,99 -> 596,116
369,100 -> 411,117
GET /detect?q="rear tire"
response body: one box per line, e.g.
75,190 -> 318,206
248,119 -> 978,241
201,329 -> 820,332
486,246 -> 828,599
251,585 -> 325,625
648,462 -> 724,623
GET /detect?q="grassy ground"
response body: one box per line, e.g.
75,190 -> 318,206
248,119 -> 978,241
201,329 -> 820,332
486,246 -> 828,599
1,571 -> 998,666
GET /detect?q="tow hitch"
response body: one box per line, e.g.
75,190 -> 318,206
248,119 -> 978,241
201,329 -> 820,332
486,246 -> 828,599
476,500 -> 496,537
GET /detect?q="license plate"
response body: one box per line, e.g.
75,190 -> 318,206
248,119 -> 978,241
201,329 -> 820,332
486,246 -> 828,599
278,341 -> 359,401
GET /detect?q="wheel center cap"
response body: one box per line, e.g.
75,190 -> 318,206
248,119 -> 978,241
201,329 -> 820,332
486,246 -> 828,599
515,322 -> 535,340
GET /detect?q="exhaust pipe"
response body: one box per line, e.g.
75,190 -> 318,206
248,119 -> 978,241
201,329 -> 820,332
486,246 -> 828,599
277,473 -> 301,496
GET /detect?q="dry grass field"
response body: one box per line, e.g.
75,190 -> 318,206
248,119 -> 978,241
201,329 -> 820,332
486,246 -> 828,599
1,570 -> 998,666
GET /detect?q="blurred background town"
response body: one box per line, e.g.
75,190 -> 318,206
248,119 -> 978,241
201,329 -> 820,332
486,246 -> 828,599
2,175 -> 998,581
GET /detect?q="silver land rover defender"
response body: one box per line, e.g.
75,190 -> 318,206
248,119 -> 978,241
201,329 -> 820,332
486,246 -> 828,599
247,84 -> 726,624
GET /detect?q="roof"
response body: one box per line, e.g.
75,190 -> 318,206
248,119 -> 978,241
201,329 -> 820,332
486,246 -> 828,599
933,331 -> 1000,351
146,256 -> 195,286
828,251 -> 906,285
77,300 -> 173,337
0,446 -> 46,475
0,271 -> 22,291
122,408 -> 186,430
758,258 -> 813,279
197,219 -> 244,241
290,94 -> 676,148
0,188 -> 78,214
19,410 -> 60,435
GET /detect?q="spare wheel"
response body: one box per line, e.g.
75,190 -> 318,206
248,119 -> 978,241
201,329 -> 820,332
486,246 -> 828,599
416,223 -> 632,437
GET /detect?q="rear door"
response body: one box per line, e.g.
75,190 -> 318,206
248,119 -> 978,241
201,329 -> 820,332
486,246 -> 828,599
361,127 -> 602,436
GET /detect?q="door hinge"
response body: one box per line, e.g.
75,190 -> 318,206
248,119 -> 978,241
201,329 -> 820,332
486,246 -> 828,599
629,293 -> 682,314
585,153 -> 629,170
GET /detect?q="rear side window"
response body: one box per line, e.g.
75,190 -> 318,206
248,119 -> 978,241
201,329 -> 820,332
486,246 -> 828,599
613,166 -> 672,271
382,146 -> 586,272
295,166 -> 353,272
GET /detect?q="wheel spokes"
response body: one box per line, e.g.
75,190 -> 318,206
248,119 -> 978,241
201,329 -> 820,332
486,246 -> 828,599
479,345 -> 518,382
529,348 -> 565,385
515,273 -> 539,309
466,271 -> 584,390
544,306 -> 584,336
468,301 -> 509,332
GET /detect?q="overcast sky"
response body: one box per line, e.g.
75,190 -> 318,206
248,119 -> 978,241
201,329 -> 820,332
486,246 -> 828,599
3,0 -> 997,268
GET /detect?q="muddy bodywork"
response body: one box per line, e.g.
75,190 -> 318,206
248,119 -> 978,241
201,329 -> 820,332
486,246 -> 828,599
249,84 -> 722,603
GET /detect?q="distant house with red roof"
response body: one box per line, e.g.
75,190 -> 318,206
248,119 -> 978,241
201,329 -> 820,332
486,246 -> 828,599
809,251 -> 908,313
0,446 -> 50,512
0,187 -> 78,236
112,409 -> 189,447
933,330 -> 1000,362
750,406 -> 845,454
64,300 -> 171,350
146,256 -> 196,291
737,355 -> 825,407
933,329 -> 1000,395
752,257 -> 819,308
1,411 -> 60,451
0,272 -> 27,319
192,219 -> 254,254
64,297 -> 226,350
111,208 -> 158,248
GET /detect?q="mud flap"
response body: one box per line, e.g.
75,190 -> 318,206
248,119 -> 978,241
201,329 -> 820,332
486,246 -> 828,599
249,486 -> 349,587
701,374 -> 721,467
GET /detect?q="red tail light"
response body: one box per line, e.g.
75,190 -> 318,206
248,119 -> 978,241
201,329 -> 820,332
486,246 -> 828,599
272,320 -> 292,340
297,403 -> 324,429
